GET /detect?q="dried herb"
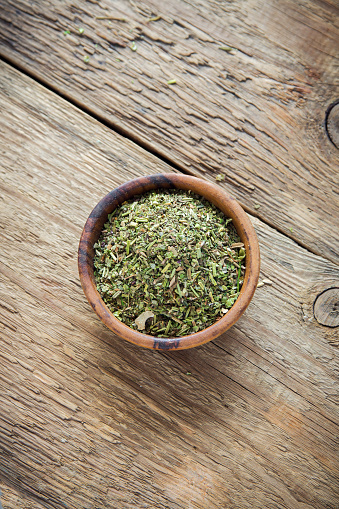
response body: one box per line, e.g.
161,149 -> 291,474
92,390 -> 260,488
219,46 -> 234,52
167,79 -> 177,85
63,30 -> 71,35
83,55 -> 90,63
257,279 -> 273,288
130,41 -> 137,51
215,174 -> 225,181
94,189 -> 246,337
262,279 -> 273,285
78,27 -> 85,34
135,310 -> 155,330
148,15 -> 161,22
95,16 -> 127,21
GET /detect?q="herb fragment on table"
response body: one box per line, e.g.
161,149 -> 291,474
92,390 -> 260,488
148,15 -> 161,22
130,41 -> 137,51
167,79 -> 177,85
94,189 -> 246,338
215,173 -> 225,181
96,16 -> 127,21
63,30 -> 71,35
254,203 -> 261,210
219,46 -> 234,52
78,27 -> 85,34
83,55 -> 90,63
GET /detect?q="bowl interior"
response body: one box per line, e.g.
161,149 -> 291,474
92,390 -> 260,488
78,174 -> 260,350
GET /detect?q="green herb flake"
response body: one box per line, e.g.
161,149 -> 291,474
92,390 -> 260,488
63,30 -> 71,35
83,55 -> 90,63
215,173 -> 225,182
148,15 -> 161,22
93,189 -> 246,338
130,41 -> 137,52
167,79 -> 177,85
219,45 -> 234,52
212,262 -> 217,277
78,27 -> 85,34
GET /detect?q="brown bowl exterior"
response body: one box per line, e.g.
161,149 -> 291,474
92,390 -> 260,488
78,174 -> 260,350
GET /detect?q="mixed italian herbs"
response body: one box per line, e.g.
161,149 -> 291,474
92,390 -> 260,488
93,189 -> 246,337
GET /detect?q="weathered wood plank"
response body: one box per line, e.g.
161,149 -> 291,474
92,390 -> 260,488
0,0 -> 338,264
0,61 -> 338,509
0,483 -> 48,509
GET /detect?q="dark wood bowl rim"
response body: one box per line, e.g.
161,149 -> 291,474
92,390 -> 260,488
78,174 -> 260,350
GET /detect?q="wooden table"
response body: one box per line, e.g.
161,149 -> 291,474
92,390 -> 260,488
0,1 -> 338,507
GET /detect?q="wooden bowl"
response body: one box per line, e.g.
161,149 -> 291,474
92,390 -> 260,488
78,174 -> 260,350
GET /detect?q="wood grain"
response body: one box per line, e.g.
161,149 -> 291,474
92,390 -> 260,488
0,0 -> 338,264
0,483 -> 47,509
1,61 -> 338,509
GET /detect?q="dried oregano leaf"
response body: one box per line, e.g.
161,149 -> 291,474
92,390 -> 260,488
135,311 -> 155,330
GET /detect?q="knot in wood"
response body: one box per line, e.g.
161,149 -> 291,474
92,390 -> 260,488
325,100 -> 339,149
313,287 -> 339,327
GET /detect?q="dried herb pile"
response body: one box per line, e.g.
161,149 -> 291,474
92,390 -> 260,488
93,189 -> 246,337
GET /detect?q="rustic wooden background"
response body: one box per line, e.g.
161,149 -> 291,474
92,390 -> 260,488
0,0 -> 338,508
